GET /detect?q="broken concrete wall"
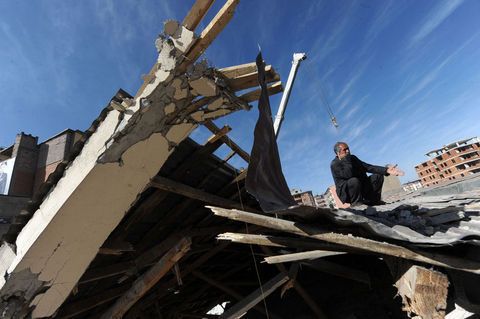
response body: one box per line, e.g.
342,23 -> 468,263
0,20 -> 248,318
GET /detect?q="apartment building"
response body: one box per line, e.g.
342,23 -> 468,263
291,189 -> 316,207
415,137 -> 480,187
402,180 -> 423,192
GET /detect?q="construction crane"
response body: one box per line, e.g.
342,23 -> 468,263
273,52 -> 338,138
273,53 -> 306,138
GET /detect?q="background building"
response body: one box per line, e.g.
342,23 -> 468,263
0,130 -> 83,197
0,130 -> 83,237
415,137 -> 480,187
291,189 -> 316,207
402,180 -> 424,192
314,194 -> 327,208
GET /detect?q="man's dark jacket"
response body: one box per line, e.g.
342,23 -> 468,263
330,154 -> 388,203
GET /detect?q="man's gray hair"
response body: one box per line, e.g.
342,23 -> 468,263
333,142 -> 347,154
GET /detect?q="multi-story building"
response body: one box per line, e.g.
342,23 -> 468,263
291,189 -> 316,207
415,137 -> 480,187
0,129 -> 83,237
0,130 -> 83,197
402,180 -> 423,192
314,194 -> 327,208
323,187 -> 337,208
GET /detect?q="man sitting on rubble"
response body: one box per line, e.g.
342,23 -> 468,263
330,141 -> 404,207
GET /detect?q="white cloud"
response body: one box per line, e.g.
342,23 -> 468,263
308,2 -> 356,64
397,33 -> 478,105
333,57 -> 372,106
409,0 -> 464,47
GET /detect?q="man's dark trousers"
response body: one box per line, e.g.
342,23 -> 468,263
345,174 -> 384,204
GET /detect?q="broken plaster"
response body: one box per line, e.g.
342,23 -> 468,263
0,19 -> 251,318
0,269 -> 48,319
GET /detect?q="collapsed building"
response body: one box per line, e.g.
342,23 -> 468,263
0,1 -> 479,319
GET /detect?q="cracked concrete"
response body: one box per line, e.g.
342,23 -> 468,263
0,269 -> 47,318
0,19 -> 250,318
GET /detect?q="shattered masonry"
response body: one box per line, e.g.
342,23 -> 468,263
0,16 -> 248,318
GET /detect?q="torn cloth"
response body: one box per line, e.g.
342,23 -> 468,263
245,52 -> 296,213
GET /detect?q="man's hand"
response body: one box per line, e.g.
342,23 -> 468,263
387,164 -> 404,176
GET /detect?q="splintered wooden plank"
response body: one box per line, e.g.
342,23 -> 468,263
218,232 -> 351,251
182,0 -> 216,31
101,238 -> 191,319
209,206 -> 480,274
180,0 -> 240,72
219,62 -> 258,79
394,265 -> 449,319
264,250 -> 347,264
226,66 -> 280,91
260,247 -> 329,319
239,81 -> 283,103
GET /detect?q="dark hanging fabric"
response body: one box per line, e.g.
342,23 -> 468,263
245,52 -> 297,213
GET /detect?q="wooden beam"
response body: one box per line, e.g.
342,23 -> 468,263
180,0 -> 240,72
207,124 -> 231,144
182,0 -> 216,31
101,237 -> 191,319
393,264 -> 449,318
192,271 -> 280,319
227,169 -> 247,186
217,232 -> 355,252
135,232 -> 185,269
177,261 -> 251,313
209,206 -> 480,274
220,272 -> 289,319
264,250 -> 347,264
57,284 -> 131,318
239,81 -> 283,103
125,242 -> 231,315
223,150 -> 236,162
203,120 -> 250,162
98,239 -> 134,255
79,261 -> 136,284
218,62 -> 257,79
226,66 -> 279,91
260,247 -> 329,319
149,176 -> 255,212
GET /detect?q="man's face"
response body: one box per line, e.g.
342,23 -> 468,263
337,143 -> 350,159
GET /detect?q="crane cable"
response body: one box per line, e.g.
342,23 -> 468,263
303,59 -> 339,128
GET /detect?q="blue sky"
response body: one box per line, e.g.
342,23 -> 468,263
1,0 -> 479,195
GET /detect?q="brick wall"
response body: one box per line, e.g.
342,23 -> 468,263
33,130 -> 83,194
8,133 -> 39,197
